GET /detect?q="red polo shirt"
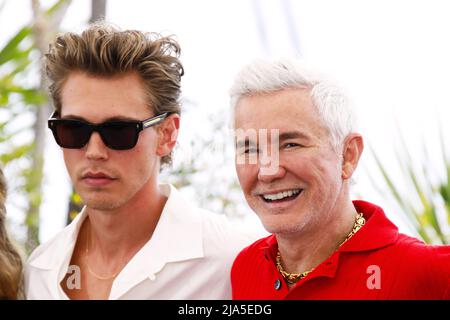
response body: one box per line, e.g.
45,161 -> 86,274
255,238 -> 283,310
231,200 -> 450,299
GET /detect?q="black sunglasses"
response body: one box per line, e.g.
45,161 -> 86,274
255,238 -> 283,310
48,111 -> 169,150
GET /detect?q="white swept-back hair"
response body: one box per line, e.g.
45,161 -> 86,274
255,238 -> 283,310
230,58 -> 357,151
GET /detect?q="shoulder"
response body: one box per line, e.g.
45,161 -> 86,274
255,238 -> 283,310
26,216 -> 79,272
27,227 -> 70,268
389,234 -> 450,298
197,208 -> 262,258
387,233 -> 450,283
24,225 -> 75,299
394,233 -> 450,262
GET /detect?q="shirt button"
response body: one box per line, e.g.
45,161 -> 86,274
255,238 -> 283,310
274,279 -> 282,290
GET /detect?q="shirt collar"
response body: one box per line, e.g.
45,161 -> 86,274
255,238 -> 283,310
339,200 -> 399,252
261,200 -> 399,259
27,207 -> 87,272
110,184 -> 204,298
28,184 -> 204,284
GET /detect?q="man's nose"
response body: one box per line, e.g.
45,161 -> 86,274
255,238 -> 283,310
257,154 -> 285,182
85,132 -> 108,160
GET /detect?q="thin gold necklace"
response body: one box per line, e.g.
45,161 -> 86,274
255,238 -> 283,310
276,213 -> 366,284
85,222 -> 119,281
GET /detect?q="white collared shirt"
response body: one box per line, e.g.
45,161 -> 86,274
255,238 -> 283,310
25,184 -> 256,299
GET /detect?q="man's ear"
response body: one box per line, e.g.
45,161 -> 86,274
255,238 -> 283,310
156,114 -> 180,157
341,133 -> 364,180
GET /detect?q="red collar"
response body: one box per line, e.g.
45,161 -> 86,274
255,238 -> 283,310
261,200 -> 399,260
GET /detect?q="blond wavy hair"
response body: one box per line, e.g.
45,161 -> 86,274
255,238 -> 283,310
0,168 -> 23,299
44,22 -> 184,165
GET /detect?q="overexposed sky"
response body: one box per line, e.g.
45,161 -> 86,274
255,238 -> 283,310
2,0 -> 450,242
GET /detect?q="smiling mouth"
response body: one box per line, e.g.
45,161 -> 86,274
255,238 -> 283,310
260,189 -> 302,203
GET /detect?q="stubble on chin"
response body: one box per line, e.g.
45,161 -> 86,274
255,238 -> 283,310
83,198 -> 122,211
77,189 -> 126,211
257,209 -> 312,236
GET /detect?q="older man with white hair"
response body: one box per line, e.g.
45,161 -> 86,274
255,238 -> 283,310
230,58 -> 450,299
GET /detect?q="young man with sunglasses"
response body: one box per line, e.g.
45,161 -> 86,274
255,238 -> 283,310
24,23 -> 254,300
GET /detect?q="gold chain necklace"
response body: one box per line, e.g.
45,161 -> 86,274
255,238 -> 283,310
85,222 -> 119,281
276,213 -> 366,284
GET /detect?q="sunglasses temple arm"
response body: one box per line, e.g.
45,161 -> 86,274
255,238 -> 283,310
143,113 -> 169,128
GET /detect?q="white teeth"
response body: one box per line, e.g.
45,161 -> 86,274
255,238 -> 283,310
262,189 -> 301,201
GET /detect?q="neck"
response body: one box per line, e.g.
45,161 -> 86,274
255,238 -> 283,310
276,198 -> 358,276
83,182 -> 167,260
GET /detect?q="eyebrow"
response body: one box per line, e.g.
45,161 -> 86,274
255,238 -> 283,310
278,131 -> 312,142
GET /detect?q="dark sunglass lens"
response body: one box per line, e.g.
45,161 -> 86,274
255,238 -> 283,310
55,121 -> 91,148
100,123 -> 139,150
